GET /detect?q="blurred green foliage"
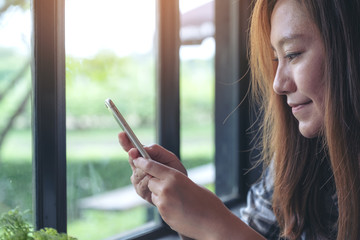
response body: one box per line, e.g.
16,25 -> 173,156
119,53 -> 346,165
0,208 -> 32,240
66,51 -> 214,129
0,48 -> 214,131
0,48 -> 31,132
66,52 -> 156,129
1,1 -> 215,239
0,208 -> 77,240
1,46 -> 214,239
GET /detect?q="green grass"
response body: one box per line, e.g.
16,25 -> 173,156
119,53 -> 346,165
66,127 -> 156,162
68,207 -> 150,240
0,129 -> 32,163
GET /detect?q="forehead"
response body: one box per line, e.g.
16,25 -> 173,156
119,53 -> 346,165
270,0 -> 316,47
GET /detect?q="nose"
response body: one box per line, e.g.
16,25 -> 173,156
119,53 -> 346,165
273,63 -> 296,95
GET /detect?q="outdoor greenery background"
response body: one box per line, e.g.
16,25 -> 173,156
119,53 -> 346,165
0,47 -> 215,240
0,1 -> 215,239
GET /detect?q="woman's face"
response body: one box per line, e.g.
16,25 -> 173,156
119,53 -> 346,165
270,0 -> 325,138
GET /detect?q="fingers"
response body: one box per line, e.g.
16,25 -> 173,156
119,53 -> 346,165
128,148 -> 140,169
130,167 -> 147,184
122,136 -> 185,175
147,177 -> 163,206
134,174 -> 153,204
119,132 -> 174,164
118,132 -> 133,152
150,189 -> 159,208
143,144 -> 187,175
122,137 -> 187,209
147,172 -> 186,217
129,148 -> 149,187
133,157 -> 172,180
145,144 -> 178,165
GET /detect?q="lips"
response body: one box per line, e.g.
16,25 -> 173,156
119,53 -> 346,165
289,100 -> 313,113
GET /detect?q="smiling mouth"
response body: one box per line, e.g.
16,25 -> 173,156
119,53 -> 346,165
290,101 -> 313,112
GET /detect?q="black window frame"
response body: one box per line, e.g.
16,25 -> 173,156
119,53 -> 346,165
215,0 -> 261,206
31,0 -> 260,239
32,0 -> 67,233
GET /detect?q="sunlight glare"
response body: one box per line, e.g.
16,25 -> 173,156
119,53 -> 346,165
65,0 -> 156,58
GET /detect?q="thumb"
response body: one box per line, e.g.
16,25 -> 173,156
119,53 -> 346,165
133,157 -> 174,180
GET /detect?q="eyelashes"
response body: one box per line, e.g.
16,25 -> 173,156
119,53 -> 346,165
272,52 -> 302,63
285,52 -> 301,61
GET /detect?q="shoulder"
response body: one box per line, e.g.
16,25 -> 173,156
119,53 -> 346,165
239,166 -> 280,239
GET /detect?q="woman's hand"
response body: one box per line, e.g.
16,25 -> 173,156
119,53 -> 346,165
131,156 -> 230,239
135,157 -> 266,240
118,132 -> 187,204
118,132 -> 265,240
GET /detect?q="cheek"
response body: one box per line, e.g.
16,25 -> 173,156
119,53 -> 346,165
309,72 -> 325,110
297,57 -> 326,105
310,62 -> 326,110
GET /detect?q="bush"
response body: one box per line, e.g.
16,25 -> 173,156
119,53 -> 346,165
0,208 -> 77,240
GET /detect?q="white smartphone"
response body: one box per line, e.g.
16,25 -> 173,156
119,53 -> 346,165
105,98 -> 150,159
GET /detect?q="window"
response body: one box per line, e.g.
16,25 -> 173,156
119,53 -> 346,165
179,0 -> 215,191
32,0 -> 67,232
65,1 -> 158,239
0,0 -> 32,221
214,0 -> 261,203
23,0 -> 261,239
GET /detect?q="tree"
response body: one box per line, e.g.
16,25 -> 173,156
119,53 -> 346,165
0,0 -> 30,155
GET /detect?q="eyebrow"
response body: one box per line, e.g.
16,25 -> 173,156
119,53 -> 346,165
271,33 -> 307,49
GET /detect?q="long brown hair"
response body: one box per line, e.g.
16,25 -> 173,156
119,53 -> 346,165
249,0 -> 360,239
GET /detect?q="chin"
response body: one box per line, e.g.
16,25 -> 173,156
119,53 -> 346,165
298,122 -> 322,139
299,130 -> 318,139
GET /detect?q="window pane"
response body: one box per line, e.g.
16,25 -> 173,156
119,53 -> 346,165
179,0 -> 215,192
65,1 -> 157,239
0,0 -> 32,220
